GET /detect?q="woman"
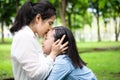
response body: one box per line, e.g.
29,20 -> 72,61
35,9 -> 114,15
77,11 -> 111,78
10,1 -> 68,80
42,26 -> 97,80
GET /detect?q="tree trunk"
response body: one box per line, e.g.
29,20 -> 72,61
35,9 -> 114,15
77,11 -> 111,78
97,15 -> 101,42
94,0 -> 101,42
60,0 -> 67,26
118,15 -> 120,39
1,21 -> 4,43
16,0 -> 19,12
67,13 -> 72,30
97,0 -> 101,42
114,17 -> 118,42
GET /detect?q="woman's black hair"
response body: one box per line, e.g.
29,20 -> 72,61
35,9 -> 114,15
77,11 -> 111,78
53,26 -> 86,68
10,1 -> 56,34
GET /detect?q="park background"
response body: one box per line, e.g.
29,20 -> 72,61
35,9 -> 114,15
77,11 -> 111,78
0,0 -> 120,80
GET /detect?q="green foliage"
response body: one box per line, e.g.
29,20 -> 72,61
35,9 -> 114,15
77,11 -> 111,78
0,0 -> 16,26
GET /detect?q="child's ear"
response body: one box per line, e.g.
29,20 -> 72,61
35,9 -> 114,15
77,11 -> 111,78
35,14 -> 41,24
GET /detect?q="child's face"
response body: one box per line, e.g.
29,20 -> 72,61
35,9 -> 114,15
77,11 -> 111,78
42,29 -> 55,55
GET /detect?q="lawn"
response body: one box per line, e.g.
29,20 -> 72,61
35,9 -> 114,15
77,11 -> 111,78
0,39 -> 13,79
0,39 -> 120,80
81,50 -> 120,80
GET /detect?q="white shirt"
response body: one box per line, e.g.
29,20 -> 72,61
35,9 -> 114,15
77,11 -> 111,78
11,26 -> 54,80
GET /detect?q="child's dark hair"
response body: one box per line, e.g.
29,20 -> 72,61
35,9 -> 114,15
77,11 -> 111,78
53,26 -> 86,68
10,1 -> 56,34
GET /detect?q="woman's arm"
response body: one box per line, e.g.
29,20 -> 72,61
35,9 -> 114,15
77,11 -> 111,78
11,36 -> 53,80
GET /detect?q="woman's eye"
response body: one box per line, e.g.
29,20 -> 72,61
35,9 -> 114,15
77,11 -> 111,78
49,22 -> 53,25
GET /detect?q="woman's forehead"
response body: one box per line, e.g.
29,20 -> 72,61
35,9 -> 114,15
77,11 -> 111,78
46,15 -> 56,21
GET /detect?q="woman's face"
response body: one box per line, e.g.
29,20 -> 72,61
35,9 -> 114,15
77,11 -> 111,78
42,30 -> 55,55
35,15 -> 56,37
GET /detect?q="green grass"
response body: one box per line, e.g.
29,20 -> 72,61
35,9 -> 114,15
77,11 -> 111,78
0,38 -> 120,80
0,60 -> 12,79
81,50 -> 120,80
77,41 -> 120,48
0,39 -> 13,79
77,41 -> 120,52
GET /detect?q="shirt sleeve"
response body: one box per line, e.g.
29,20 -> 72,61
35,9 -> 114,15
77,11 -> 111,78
12,36 -> 54,80
47,62 -> 72,80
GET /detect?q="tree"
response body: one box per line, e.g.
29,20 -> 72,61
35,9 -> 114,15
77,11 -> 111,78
50,0 -> 89,29
110,0 -> 120,41
66,0 -> 89,30
99,0 -> 111,41
0,0 -> 16,43
89,0 -> 102,42
54,0 -> 68,27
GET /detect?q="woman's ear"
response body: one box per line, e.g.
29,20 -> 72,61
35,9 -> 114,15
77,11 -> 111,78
35,14 -> 41,24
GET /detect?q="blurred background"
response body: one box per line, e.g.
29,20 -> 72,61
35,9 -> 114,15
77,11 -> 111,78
0,0 -> 120,80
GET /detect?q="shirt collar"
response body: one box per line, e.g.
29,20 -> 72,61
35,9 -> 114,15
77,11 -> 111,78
24,25 -> 36,38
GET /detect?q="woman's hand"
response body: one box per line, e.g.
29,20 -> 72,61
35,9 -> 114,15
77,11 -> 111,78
49,35 -> 68,60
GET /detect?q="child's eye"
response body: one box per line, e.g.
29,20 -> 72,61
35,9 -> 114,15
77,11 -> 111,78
43,37 -> 47,40
45,37 -> 47,40
43,35 -> 47,40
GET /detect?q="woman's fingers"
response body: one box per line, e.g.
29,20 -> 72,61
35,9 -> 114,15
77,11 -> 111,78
62,47 -> 68,52
59,35 -> 66,44
54,39 -> 60,45
54,35 -> 66,45
61,41 -> 68,53
52,35 -> 68,54
62,41 -> 68,48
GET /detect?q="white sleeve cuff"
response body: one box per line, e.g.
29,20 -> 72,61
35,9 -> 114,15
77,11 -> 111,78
46,56 -> 54,65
